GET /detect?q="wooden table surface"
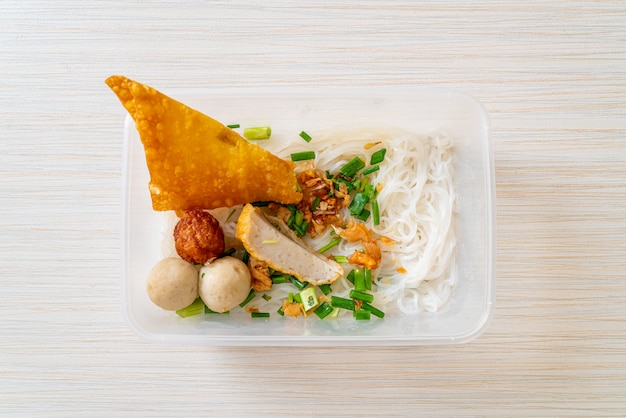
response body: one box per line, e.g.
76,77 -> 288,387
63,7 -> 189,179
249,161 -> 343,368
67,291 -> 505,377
2,1 -> 625,416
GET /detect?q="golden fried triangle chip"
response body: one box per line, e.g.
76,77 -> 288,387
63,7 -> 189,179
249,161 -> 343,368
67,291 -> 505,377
106,75 -> 302,211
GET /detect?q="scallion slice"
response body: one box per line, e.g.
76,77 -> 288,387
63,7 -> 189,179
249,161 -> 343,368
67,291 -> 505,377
312,196 -> 321,211
299,131 -> 312,142
361,302 -> 385,318
370,148 -> 387,165
364,267 -> 372,291
289,276 -> 308,291
318,237 -> 341,253
244,126 -> 272,140
349,289 -> 374,303
353,309 -> 371,320
353,268 -> 366,291
251,312 -> 270,318
349,192 -> 369,216
227,123 -> 240,129
372,199 -> 380,226
336,177 -> 357,193
333,255 -> 350,264
271,274 -> 288,284
262,294 -> 272,301
290,151 -> 316,161
314,302 -> 334,319
356,209 -> 370,222
346,269 -> 356,284
295,210 -> 304,226
331,296 -> 355,311
239,289 -> 256,308
319,283 -> 332,295
363,183 -> 376,200
176,298 -> 205,318
340,156 -> 366,177
362,165 -> 380,176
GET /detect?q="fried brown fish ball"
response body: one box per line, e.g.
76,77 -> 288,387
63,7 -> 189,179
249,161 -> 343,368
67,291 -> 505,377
174,209 -> 225,264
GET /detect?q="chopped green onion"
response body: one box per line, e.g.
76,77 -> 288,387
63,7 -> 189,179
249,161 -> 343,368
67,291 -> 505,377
300,287 -> 318,312
227,124 -> 240,129
372,199 -> 380,226
359,175 -> 370,191
356,209 -> 370,222
299,131 -> 312,142
205,305 -> 229,314
349,289 -> 374,303
271,274 -> 288,284
364,267 -> 372,291
244,126 -> 271,140
331,296 -> 355,311
362,165 -> 380,176
363,183 -> 376,200
251,312 -> 270,318
294,221 -> 308,237
336,177 -> 357,193
353,309 -> 371,320
290,151 -> 316,161
293,292 -> 302,304
288,292 -> 295,303
349,192 -> 369,216
289,276 -> 308,291
242,250 -> 250,264
314,302 -> 334,319
370,148 -> 387,165
318,237 -> 341,254
353,268 -> 366,291
252,201 -> 271,207
262,294 -> 272,301
239,289 -> 256,308
319,283 -> 333,295
277,306 -> 285,316
312,197 -> 321,211
361,302 -> 385,318
340,156 -> 366,177
346,269 -> 356,284
333,255 -> 350,264
176,298 -> 205,318
295,210 -> 304,226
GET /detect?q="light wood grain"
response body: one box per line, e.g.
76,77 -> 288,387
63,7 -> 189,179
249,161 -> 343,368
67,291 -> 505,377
1,1 -> 625,416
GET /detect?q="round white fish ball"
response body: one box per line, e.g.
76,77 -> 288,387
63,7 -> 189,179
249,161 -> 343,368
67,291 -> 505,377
146,257 -> 199,311
199,256 -> 251,313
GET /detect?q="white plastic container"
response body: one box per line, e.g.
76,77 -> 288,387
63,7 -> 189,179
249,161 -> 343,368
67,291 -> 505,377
121,86 -> 495,346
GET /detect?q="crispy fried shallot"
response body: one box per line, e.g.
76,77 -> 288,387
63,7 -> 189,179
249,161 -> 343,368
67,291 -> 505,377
340,220 -> 382,270
248,256 -> 273,291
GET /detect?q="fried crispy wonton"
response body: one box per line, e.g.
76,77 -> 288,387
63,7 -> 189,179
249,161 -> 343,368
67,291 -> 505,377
106,75 -> 302,211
